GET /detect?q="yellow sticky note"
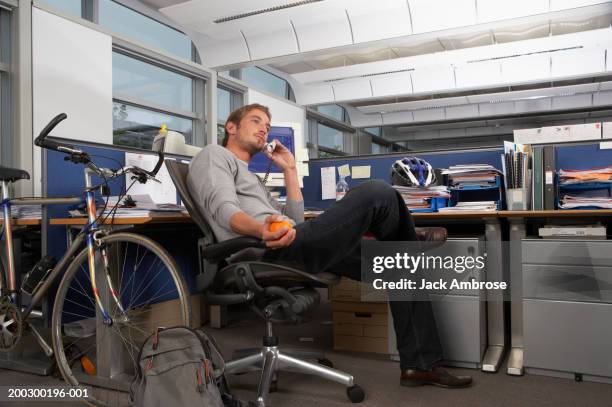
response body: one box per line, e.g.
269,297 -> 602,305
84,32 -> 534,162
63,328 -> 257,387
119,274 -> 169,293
338,164 -> 351,178
352,166 -> 371,179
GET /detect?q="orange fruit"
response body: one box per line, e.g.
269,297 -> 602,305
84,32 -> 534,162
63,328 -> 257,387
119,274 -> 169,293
81,355 -> 96,376
269,220 -> 293,233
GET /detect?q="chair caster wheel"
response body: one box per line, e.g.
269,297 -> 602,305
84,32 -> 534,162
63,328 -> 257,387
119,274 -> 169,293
346,385 -> 365,403
318,358 -> 333,368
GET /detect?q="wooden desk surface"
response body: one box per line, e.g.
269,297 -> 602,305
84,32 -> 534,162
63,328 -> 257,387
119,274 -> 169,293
50,213 -> 192,225
500,209 -> 612,218
0,218 -> 41,226
49,209 -> 612,226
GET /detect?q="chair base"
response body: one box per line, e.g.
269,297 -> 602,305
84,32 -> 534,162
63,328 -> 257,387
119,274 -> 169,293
226,344 -> 364,406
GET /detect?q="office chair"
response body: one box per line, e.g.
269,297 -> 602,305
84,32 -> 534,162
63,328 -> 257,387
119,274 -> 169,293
167,160 -> 447,406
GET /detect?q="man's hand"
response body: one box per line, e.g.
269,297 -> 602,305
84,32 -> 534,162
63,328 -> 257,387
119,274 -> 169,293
264,139 -> 296,172
261,214 -> 296,249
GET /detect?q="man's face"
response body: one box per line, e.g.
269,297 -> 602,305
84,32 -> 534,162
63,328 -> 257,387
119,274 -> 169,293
228,109 -> 271,155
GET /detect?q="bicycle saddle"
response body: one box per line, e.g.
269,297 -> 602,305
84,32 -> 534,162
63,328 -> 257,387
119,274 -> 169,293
0,166 -> 30,182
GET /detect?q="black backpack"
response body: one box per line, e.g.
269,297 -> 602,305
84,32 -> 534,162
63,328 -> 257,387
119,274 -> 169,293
130,326 -> 250,407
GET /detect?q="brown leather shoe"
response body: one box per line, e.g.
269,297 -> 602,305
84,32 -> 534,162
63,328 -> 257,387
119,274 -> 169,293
400,367 -> 472,388
415,227 -> 447,242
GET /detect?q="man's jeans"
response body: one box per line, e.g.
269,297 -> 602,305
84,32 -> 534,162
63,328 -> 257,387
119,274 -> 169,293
263,180 -> 443,370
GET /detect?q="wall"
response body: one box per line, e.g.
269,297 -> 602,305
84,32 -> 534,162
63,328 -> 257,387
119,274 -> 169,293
32,7 -> 113,195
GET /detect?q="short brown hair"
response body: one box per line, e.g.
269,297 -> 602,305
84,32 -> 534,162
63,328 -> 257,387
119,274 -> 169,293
222,103 -> 272,146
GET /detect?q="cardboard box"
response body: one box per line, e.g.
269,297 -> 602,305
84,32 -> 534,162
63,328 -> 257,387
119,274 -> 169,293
603,122 -> 612,140
334,334 -> 388,354
329,277 -> 385,302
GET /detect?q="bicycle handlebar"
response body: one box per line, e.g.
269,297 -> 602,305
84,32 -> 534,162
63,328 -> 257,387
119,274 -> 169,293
35,113 -> 69,152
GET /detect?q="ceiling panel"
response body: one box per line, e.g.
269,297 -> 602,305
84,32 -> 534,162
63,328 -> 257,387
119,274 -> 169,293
242,21 -> 297,60
551,48 -> 606,78
411,65 -> 455,93
501,54 -> 551,84
292,2 -> 352,52
492,21 -> 550,43
455,60 -> 502,89
408,0 -> 477,34
347,0 -> 412,43
550,0 -> 610,11
332,79 -> 373,101
439,31 -> 494,50
392,40 -> 445,57
347,47 -> 399,64
270,61 -> 315,75
551,10 -> 612,35
477,0 -> 550,23
370,71 -> 413,97
307,55 -> 356,70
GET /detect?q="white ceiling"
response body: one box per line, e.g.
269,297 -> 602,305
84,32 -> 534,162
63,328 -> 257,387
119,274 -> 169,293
151,0 -> 612,132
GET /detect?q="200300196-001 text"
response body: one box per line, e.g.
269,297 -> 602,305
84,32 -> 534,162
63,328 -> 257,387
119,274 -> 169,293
0,386 -> 90,401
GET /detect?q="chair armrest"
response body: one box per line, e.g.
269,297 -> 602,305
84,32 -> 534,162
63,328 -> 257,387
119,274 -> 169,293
202,236 -> 266,261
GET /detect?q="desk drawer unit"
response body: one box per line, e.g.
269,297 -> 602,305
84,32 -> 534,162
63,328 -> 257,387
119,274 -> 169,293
522,239 -> 612,382
388,238 -> 487,368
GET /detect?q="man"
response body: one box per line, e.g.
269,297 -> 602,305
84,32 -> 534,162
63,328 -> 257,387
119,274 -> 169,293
187,103 -> 472,388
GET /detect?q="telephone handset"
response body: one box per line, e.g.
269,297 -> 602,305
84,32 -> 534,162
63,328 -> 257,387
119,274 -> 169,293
263,141 -> 277,154
261,141 -> 277,184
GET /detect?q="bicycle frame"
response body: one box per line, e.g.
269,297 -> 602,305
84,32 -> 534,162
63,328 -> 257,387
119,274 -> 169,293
1,167 -> 125,324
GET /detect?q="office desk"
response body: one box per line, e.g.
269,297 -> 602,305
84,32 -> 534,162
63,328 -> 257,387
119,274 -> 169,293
51,211 -> 506,372
0,219 -> 41,226
49,213 -> 191,226
499,210 -> 612,377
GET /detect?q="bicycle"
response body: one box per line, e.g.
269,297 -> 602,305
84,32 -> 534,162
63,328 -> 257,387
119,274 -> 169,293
0,113 -> 191,406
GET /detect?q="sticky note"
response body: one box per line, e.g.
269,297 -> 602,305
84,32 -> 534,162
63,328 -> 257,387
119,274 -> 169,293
338,164 -> 351,178
352,166 -> 371,179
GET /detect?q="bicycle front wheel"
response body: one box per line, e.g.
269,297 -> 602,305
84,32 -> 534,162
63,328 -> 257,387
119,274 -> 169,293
51,232 -> 191,406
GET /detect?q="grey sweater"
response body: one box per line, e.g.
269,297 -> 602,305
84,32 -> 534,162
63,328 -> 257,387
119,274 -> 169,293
187,144 -> 304,242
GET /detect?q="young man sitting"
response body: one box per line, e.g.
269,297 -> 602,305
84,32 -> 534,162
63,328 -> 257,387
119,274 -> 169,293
187,103 -> 472,389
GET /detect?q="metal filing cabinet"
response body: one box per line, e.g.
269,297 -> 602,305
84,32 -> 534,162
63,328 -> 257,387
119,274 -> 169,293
388,237 -> 488,369
522,239 -> 612,383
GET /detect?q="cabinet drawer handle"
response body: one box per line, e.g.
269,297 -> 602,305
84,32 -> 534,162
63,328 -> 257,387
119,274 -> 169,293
354,312 -> 372,318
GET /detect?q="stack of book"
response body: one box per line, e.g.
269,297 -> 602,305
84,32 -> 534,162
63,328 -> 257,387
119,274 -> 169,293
392,185 -> 450,211
442,164 -> 500,188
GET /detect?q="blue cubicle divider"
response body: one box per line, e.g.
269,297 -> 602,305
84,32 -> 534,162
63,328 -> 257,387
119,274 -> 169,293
45,144 -> 199,295
303,148 -> 504,209
555,143 -> 612,170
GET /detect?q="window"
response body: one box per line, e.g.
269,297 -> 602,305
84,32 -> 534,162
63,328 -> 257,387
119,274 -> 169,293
237,67 -> 292,100
112,52 -> 201,150
371,142 -> 389,154
113,53 -> 192,111
99,0 -> 193,61
364,127 -> 382,137
316,105 -> 346,122
38,0 -> 82,18
317,123 -> 344,151
113,103 -> 193,150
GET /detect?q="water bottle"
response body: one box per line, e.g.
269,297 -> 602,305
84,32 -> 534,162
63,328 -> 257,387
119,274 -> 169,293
336,176 -> 349,201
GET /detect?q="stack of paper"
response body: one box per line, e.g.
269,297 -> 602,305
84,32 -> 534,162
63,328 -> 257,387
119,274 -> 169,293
438,201 -> 497,212
558,167 -> 612,185
392,185 -> 450,210
69,194 -> 186,218
11,205 -> 43,219
443,164 -> 500,189
558,195 -> 612,209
